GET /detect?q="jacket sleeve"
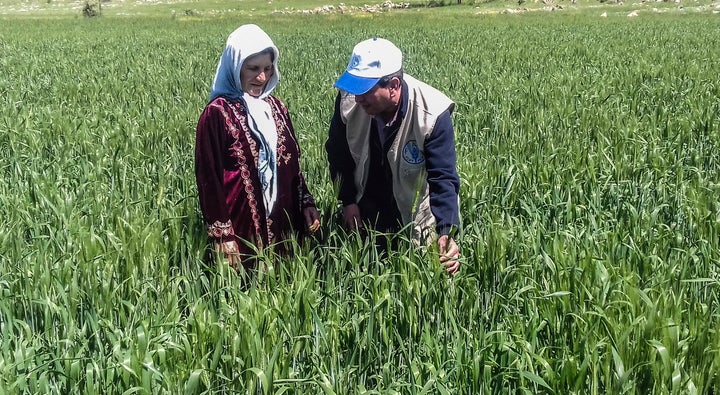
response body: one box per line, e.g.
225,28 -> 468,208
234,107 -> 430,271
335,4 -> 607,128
424,109 -> 461,236
325,92 -> 358,206
195,103 -> 235,242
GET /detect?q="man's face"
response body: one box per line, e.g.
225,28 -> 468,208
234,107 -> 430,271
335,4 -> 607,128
354,77 -> 400,119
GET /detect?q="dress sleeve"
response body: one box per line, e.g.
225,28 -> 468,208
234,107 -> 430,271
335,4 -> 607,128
325,92 -> 358,206
195,103 -> 235,242
282,104 -> 317,210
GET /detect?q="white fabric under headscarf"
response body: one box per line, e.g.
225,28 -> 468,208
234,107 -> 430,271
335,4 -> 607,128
209,24 -> 281,213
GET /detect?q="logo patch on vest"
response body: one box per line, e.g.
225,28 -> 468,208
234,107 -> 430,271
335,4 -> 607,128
402,141 -> 424,165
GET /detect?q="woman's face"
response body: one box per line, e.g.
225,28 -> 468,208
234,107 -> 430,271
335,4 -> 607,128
240,52 -> 274,97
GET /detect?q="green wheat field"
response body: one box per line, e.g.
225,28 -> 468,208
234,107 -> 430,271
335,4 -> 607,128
1,0 -> 720,393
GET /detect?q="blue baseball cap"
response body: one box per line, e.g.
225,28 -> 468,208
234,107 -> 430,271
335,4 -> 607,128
334,38 -> 403,95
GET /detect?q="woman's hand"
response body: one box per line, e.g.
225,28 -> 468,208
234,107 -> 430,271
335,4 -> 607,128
216,240 -> 241,267
304,206 -> 321,233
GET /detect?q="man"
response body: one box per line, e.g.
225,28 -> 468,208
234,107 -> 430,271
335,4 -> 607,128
326,37 -> 461,275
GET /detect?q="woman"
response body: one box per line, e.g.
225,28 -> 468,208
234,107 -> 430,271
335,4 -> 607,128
195,24 -> 320,271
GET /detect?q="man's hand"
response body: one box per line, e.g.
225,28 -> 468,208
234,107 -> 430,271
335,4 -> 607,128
304,207 -> 321,233
342,204 -> 363,231
438,235 -> 460,276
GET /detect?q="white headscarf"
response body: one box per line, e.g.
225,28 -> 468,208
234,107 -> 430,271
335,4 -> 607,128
209,24 -> 281,212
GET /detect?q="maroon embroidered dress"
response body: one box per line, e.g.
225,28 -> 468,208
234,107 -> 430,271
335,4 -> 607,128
195,95 -> 316,270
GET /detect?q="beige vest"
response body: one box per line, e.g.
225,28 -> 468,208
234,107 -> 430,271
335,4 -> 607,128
340,74 -> 454,242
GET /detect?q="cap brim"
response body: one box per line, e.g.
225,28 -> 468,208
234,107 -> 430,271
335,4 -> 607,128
333,72 -> 380,95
